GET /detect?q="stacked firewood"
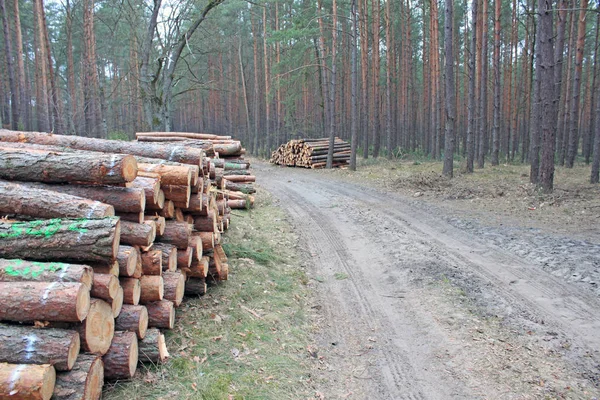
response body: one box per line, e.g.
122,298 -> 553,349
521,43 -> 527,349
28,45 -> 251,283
0,129 -> 242,399
136,131 -> 255,209
270,138 -> 350,168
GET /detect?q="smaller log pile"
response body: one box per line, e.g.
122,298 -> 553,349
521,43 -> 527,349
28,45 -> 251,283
270,138 -> 350,168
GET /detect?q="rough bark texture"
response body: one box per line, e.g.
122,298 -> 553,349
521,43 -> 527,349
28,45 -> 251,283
90,273 -> 119,301
138,328 -> 169,364
0,259 -> 93,289
145,300 -> 175,329
158,222 -> 191,249
184,277 -> 207,296
189,235 -> 203,262
145,216 -> 166,236
141,250 -> 162,275
0,363 -> 56,400
127,177 -> 160,204
150,243 -> 177,272
137,163 -> 193,186
76,299 -> 114,355
117,246 -> 138,277
0,324 -> 80,371
182,257 -> 208,279
119,221 -> 155,247
0,181 -> 114,219
53,354 -> 103,400
194,211 -> 217,233
162,185 -> 191,207
198,232 -> 215,251
162,271 -> 185,307
0,217 -> 120,265
0,147 -> 137,184
115,305 -> 148,340
0,281 -> 90,322
119,278 -> 141,305
139,276 -> 164,304
102,331 -> 138,381
176,247 -> 193,269
159,201 -> 175,219
0,130 -> 204,165
90,261 -> 118,278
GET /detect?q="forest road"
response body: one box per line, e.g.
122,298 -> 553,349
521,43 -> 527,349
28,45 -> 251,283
255,162 -> 600,400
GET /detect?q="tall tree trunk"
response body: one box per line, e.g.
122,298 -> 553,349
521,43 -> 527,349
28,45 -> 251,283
82,0 -> 99,137
350,0 -> 359,170
530,15 -> 541,184
263,6 -> 271,154
65,0 -> 77,135
12,0 -> 27,130
41,2 -> 64,135
586,13 -> 600,165
238,39 -> 252,152
566,0 -> 589,167
0,0 -> 18,130
371,0 -> 381,157
361,0 -> 369,158
466,0 -> 478,172
326,0 -> 338,168
385,0 -> 393,159
32,0 -> 50,133
250,9 -> 260,154
559,9 -> 576,165
491,0 -> 501,165
477,0 -> 488,168
443,0 -> 456,177
592,79 -> 600,182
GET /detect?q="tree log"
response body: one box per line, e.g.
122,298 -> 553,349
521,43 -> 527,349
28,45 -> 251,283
146,216 -> 166,236
162,271 -> 185,307
117,246 -> 138,277
141,250 -> 162,276
0,363 -> 55,400
0,282 -> 90,322
117,212 -> 144,224
159,200 -> 175,219
184,278 -> 207,296
193,211 -> 217,233
158,221 -> 191,249
145,300 -> 175,329
0,130 -> 203,165
176,247 -> 192,269
109,286 -> 124,318
150,244 -> 177,272
53,354 -> 103,400
139,276 -> 164,304
189,235 -> 203,262
222,175 -> 256,183
0,180 -> 114,220
0,324 -> 79,371
119,278 -> 141,306
90,274 -> 119,301
115,305 -> 148,340
135,138 -> 215,156
227,199 -> 248,209
0,259 -> 93,290
127,176 -> 160,204
0,218 -> 120,265
161,185 -> 190,208
223,180 -> 255,194
145,190 -> 165,211
136,131 -> 229,140
90,261 -> 118,278
198,232 -> 214,251
102,331 -> 138,381
137,164 -> 192,186
182,257 -> 208,279
138,328 -> 169,364
119,221 -> 155,247
76,299 -> 114,355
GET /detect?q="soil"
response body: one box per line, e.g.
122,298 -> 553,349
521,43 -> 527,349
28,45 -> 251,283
255,160 -> 600,400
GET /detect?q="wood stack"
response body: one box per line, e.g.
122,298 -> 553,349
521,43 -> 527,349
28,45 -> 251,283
270,138 -> 350,168
0,129 -> 249,398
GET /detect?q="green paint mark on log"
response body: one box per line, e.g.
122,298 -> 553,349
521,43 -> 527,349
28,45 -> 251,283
0,218 -> 91,239
4,261 -> 69,278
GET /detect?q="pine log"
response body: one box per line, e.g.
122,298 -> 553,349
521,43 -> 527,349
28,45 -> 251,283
141,250 -> 162,276
0,325 -> 79,371
53,354 -> 103,400
119,221 -> 155,247
227,199 -> 248,209
109,286 -> 124,318
176,247 -> 193,269
119,278 -> 141,306
145,189 -> 165,211
135,138 -> 215,156
162,184 -> 190,207
159,200 -> 175,219
223,175 -> 256,183
191,177 -> 204,194
189,235 -> 203,262
127,176 -> 160,204
145,300 -> 175,329
117,246 -> 138,277
90,261 -> 118,278
0,363 -> 55,400
136,131 -> 228,140
0,181 -> 114,220
162,271 -> 185,307
90,274 -> 119,301
150,244 -> 177,272
145,216 -> 166,236
137,164 -> 192,186
102,331 -> 138,381
183,257 -> 209,279
76,299 -> 114,355
131,250 -> 143,279
223,170 -> 251,176
138,328 -> 169,364
117,212 -> 144,224
0,218 -> 120,264
184,278 -> 207,296
0,146 -> 137,184
173,208 -> 184,222
193,211 -> 217,233
210,158 -> 250,169
0,130 -> 203,165
0,259 -> 93,290
174,192 -> 202,213
115,305 -> 148,340
223,180 -> 256,194
158,221 -> 191,249
139,276 -> 164,304
0,282 -> 90,322
198,232 -> 214,251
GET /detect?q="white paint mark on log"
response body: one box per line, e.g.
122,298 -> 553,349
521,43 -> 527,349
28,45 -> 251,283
23,334 -> 38,360
107,154 -> 118,176
41,281 -> 59,304
168,147 -> 180,161
87,201 -> 103,219
57,263 -> 70,281
7,364 -> 26,394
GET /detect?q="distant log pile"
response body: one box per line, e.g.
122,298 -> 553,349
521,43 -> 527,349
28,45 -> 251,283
270,138 -> 350,168
0,129 -> 255,399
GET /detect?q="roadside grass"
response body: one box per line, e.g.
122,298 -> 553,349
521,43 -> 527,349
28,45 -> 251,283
104,189 -> 314,400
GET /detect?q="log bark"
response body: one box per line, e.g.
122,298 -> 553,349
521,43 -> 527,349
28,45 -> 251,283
90,261 -> 118,278
135,138 -> 215,156
137,164 -> 192,186
223,175 -> 256,183
127,177 -> 160,204
117,246 -> 138,277
184,277 -> 207,296
119,278 -> 141,305
0,147 -> 137,184
145,190 -> 165,211
228,199 -> 248,209
108,286 -> 124,318
117,212 -> 144,224
174,193 -> 202,214
159,200 -> 175,219
53,354 -> 103,400
0,324 -> 79,371
139,276 -> 164,304
150,243 -> 177,272
198,232 -> 214,251
0,259 -> 93,290
102,331 -> 138,381
176,247 -> 193,269
145,216 -> 166,236
76,299 -> 114,355
90,274 -> 119,301
0,218 -> 120,265
141,250 -> 162,276
189,235 -> 203,262
193,211 -> 217,233
0,130 -> 204,165
115,305 -> 148,340
136,131 -> 229,140
119,221 -> 155,247
138,328 -> 169,364
182,257 -> 208,279
0,363 -> 55,400
0,181 -> 114,220
162,185 -> 191,207
162,271 -> 185,307
158,221 -> 191,249
0,282 -> 90,322
145,300 -> 175,329
223,180 -> 256,194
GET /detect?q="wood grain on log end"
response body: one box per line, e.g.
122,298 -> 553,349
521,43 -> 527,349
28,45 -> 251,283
53,354 -> 103,400
102,331 -> 138,381
78,299 -> 114,355
0,363 -> 56,400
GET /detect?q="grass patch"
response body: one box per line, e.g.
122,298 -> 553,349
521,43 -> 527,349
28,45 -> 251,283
104,189 -> 314,399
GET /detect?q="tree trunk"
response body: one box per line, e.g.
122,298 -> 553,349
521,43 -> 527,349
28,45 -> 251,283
138,328 -> 169,364
117,246 -> 138,277
530,23 -> 542,184
90,273 -> 119,301
442,0 -> 456,177
53,354 -> 103,400
361,0 -> 370,159
591,74 -> 600,183
349,0 -> 359,170
491,0 -> 501,165
0,259 -> 93,289
477,0 -> 489,168
371,0 -> 381,158
141,250 -> 162,276
115,305 -> 148,340
40,3 -> 63,135
119,221 -> 155,248
12,0 -> 27,130
0,0 -> 18,130
326,0 -> 338,168
159,221 -> 191,249
466,0 -> 478,172
0,363 -> 55,400
102,331 -> 138,380
162,271 -> 185,307
32,0 -> 50,133
76,298 -> 114,355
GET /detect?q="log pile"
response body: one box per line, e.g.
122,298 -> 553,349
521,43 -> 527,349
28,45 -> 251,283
0,129 -> 253,399
270,137 -> 350,168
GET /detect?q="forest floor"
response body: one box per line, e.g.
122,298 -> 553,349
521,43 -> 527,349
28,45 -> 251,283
257,158 -> 600,399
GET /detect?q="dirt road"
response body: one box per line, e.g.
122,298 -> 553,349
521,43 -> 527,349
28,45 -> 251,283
256,162 -> 600,399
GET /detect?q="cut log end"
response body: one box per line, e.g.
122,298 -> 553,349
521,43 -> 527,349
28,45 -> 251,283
110,286 -> 124,318
121,155 -> 139,182
77,284 -> 91,322
0,363 -> 56,400
102,331 -> 138,381
53,354 -> 103,400
79,299 -> 114,356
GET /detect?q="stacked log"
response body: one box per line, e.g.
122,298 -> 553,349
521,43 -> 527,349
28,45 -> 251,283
270,137 -> 350,168
0,129 -> 254,397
